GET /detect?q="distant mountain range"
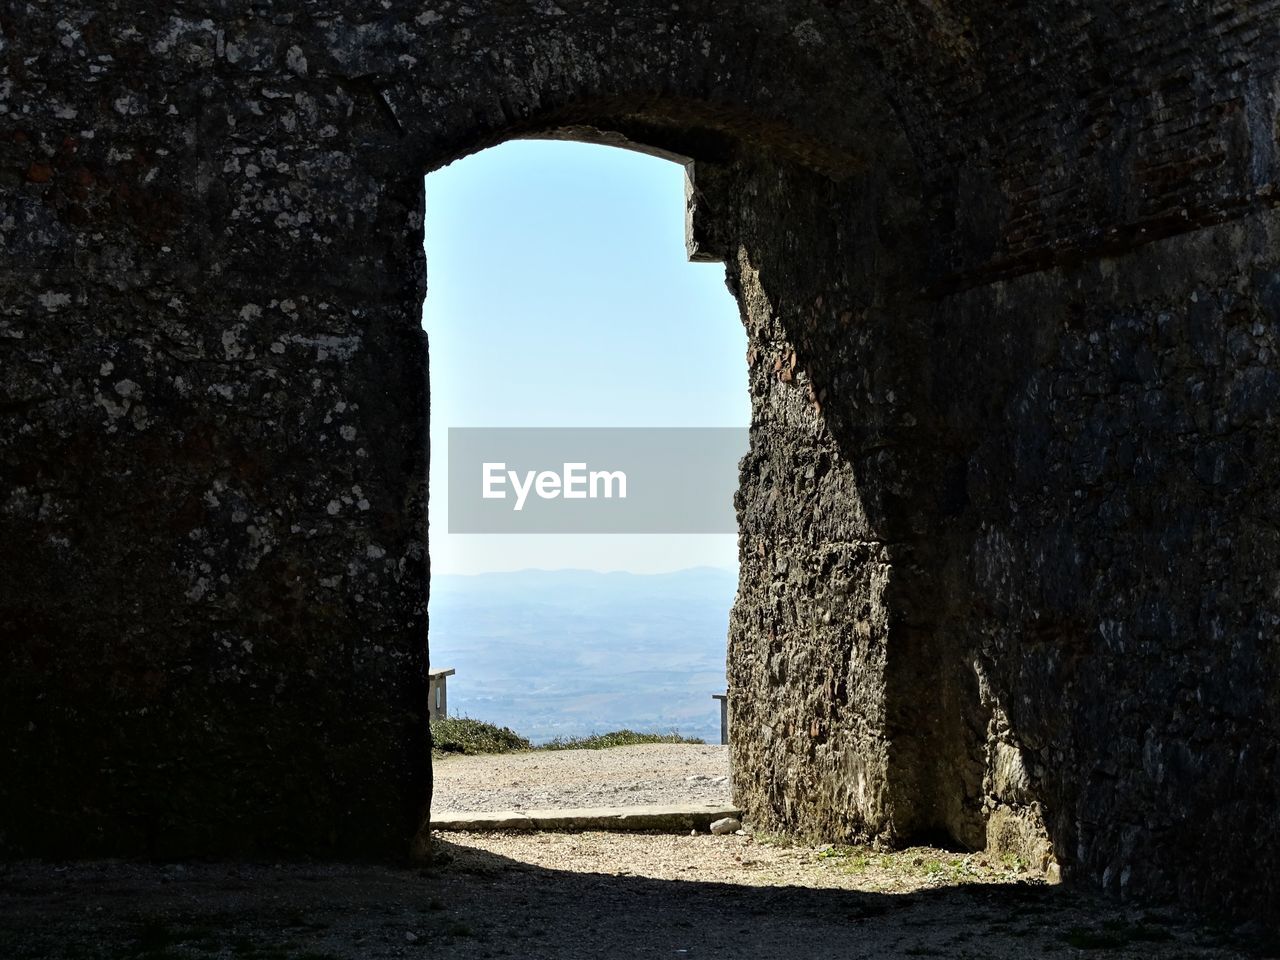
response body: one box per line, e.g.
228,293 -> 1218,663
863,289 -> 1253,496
428,567 -> 737,744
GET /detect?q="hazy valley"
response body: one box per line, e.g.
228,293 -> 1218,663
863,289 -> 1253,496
428,567 -> 737,744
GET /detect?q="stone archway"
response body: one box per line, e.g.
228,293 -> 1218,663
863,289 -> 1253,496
3,0 -> 1279,924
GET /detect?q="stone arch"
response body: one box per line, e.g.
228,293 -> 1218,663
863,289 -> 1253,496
390,18 -> 978,853
3,0 -> 1279,925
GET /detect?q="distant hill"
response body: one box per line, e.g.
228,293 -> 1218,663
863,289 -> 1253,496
428,567 -> 737,744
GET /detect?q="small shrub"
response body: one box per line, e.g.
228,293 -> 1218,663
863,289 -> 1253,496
538,730 -> 704,750
431,716 -> 532,755
815,844 -> 857,860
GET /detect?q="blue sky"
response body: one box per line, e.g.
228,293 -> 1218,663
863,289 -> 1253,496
422,140 -> 748,574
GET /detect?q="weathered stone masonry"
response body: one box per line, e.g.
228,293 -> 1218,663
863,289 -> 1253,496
2,0 -> 1277,923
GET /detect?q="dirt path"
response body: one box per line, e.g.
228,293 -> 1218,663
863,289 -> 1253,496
0,832 -> 1260,959
432,743 -> 731,812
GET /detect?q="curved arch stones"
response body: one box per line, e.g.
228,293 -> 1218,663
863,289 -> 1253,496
2,0 -> 1278,923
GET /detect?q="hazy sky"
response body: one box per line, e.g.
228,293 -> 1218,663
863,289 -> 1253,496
422,140 -> 749,574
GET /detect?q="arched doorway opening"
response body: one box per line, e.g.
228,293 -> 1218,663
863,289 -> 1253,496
421,138 -> 748,813
413,114 -> 996,863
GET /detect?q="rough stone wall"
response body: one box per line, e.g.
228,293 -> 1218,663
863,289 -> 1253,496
942,210 -> 1280,913
721,153 -> 992,853
1,5 -> 434,856
2,0 -> 1278,923
723,158 -> 1280,917
711,2 -> 1280,919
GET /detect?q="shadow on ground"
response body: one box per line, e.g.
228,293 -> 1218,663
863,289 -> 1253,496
0,837 -> 1271,959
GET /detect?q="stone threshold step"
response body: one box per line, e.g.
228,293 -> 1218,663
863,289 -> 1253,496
431,803 -> 743,833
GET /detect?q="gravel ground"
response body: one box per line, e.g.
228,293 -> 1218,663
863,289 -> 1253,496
432,743 -> 732,812
0,833 -> 1263,959
0,749 -> 1265,958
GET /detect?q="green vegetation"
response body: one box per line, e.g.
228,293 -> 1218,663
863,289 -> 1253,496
431,716 -> 532,755
748,838 -> 1051,891
750,830 -> 798,849
430,717 -> 704,756
539,729 -> 704,750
